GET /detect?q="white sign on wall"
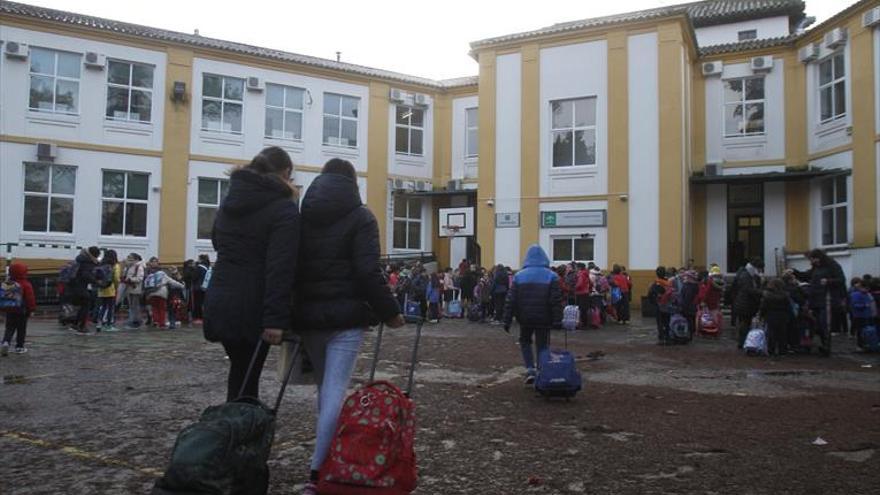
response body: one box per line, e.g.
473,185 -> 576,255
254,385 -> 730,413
541,210 -> 607,228
495,212 -> 520,228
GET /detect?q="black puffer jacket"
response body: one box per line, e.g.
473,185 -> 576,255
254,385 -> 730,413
66,250 -> 98,302
204,169 -> 299,344
296,173 -> 399,331
731,266 -> 762,317
503,245 -> 562,329
793,260 -> 846,308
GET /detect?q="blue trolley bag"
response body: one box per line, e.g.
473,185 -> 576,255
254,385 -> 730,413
535,331 -> 582,399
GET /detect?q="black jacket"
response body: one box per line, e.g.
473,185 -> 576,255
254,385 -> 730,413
731,266 -> 762,317
793,260 -> 846,308
296,173 -> 399,331
67,250 -> 98,301
204,169 -> 299,344
503,246 -> 563,329
679,281 -> 700,317
759,288 -> 791,319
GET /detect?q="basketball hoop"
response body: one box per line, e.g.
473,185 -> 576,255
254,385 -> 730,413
442,225 -> 462,237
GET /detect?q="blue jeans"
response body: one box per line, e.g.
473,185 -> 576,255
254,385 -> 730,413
99,297 -> 116,327
300,328 -> 365,472
519,327 -> 549,374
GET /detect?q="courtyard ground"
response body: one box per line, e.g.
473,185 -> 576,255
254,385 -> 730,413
1,314 -> 879,494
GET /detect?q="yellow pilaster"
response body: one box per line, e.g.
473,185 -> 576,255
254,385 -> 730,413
367,82 -> 391,254
520,44 -> 540,257
477,50 -> 497,267
786,181 -> 809,253
657,23 -> 685,267
433,93 -> 453,268
159,47 -> 193,263
784,51 -> 807,167
691,186 -> 707,266
607,30 -> 629,268
849,16 -> 878,247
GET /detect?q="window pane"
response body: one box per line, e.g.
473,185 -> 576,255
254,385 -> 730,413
393,198 -> 407,218
102,201 -> 124,235
408,200 -> 421,220
466,108 -> 478,127
574,129 -> 596,165
395,126 -> 409,153
266,84 -> 284,107
574,238 -> 594,261
552,131 -> 573,167
835,176 -> 847,202
819,59 -> 832,86
125,203 -> 148,237
220,180 -> 230,200
286,87 -> 304,110
466,129 -> 478,157
29,75 -> 54,110
323,116 -> 339,144
49,197 -> 74,233
835,206 -> 847,244
574,98 -> 596,127
51,166 -> 76,195
341,119 -> 357,147
102,172 -> 125,198
25,163 -> 50,193
223,103 -> 243,132
341,96 -> 358,118
106,86 -> 129,119
198,178 -> 219,204
393,220 -> 407,249
127,173 -> 149,200
323,93 -> 340,115
55,80 -> 79,113
833,81 -> 845,118
410,129 -> 423,155
197,207 -> 216,239
29,47 -> 54,75
723,79 -> 743,103
108,60 -> 130,85
551,100 -> 572,129
745,78 -> 764,100
744,103 -> 764,134
202,100 -> 222,130
265,107 -> 284,138
396,106 -> 411,125
223,77 -> 244,101
203,75 -> 222,98
407,222 -> 420,249
553,238 -> 572,262
23,196 -> 48,231
821,208 -> 833,245
724,104 -> 742,135
833,54 -> 844,80
131,64 -> 153,88
284,111 -> 302,140
411,108 -> 424,127
821,179 -> 834,206
56,52 -> 80,79
130,90 -> 151,121
820,87 -> 832,121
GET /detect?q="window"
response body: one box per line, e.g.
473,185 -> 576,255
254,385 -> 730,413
723,76 -> 765,137
738,30 -> 758,41
106,60 -> 154,122
551,237 -> 594,263
465,107 -> 478,158
197,178 -> 230,240
819,53 -> 846,123
101,171 -> 149,237
820,175 -> 847,246
323,93 -> 359,147
395,105 -> 425,156
265,84 -> 304,140
22,163 -> 75,233
551,97 -> 596,167
202,74 -> 244,133
29,47 -> 80,114
392,198 -> 422,250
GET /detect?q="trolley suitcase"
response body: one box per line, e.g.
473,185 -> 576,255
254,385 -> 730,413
562,305 -> 580,331
535,328 -> 582,399
696,306 -> 722,336
446,289 -> 463,318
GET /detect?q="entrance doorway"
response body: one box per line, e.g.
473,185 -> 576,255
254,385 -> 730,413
727,184 -> 763,272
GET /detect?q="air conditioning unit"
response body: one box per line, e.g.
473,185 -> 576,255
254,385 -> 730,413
414,180 -> 427,192
36,142 -> 58,161
863,7 -> 880,28
4,41 -> 28,60
823,28 -> 847,49
392,178 -> 405,190
798,43 -> 819,63
246,76 -> 264,92
701,61 -> 723,77
750,56 -> 773,72
447,179 -> 462,191
704,163 -> 720,177
389,88 -> 405,103
83,51 -> 105,69
413,93 -> 429,107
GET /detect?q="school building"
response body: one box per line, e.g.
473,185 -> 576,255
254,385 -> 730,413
1,0 -> 879,297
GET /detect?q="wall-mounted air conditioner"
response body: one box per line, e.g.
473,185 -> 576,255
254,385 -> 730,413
863,7 -> 880,28
701,61 -> 723,77
798,43 -> 819,64
389,88 -> 405,103
4,41 -> 28,60
246,76 -> 264,92
84,51 -> 106,69
37,142 -> 58,161
823,28 -> 847,49
750,56 -> 773,72
704,163 -> 720,177
447,179 -> 462,191
413,93 -> 429,107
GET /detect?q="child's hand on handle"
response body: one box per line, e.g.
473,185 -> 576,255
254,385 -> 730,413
261,328 -> 284,345
386,314 -> 406,328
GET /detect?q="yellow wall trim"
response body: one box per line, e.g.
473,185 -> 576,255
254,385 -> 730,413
188,155 -> 368,177
784,50 -> 808,167
520,43 -> 541,256
722,159 -> 787,168
1,134 -> 162,158
657,22 -> 686,267
808,144 -> 853,162
849,13 -> 878,247
606,30 -> 629,268
367,82 -> 391,253
538,195 -> 623,203
476,50 -> 497,266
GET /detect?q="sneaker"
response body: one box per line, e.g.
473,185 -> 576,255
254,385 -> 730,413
1,342 -> 9,357
524,374 -> 536,385
104,326 -> 121,332
13,347 -> 27,354
75,328 -> 90,336
301,482 -> 319,495
125,324 -> 141,330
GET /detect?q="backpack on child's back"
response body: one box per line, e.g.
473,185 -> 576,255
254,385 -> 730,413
0,278 -> 24,311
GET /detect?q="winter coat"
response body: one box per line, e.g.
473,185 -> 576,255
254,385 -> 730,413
696,278 -> 724,310
122,261 -> 145,296
204,168 -> 299,344
66,250 -> 98,302
679,281 -> 701,317
575,270 -> 590,296
493,268 -> 510,295
407,274 -> 429,302
793,260 -> 846,308
145,271 -> 186,300
731,266 -> 761,317
503,245 -> 563,329
193,263 -> 210,292
611,274 -> 630,294
5,262 -> 36,315
460,271 -> 477,299
295,173 -> 399,331
426,283 -> 441,304
759,288 -> 792,320
849,289 -> 877,319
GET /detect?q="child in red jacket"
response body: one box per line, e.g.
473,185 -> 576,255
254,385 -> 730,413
2,262 -> 37,355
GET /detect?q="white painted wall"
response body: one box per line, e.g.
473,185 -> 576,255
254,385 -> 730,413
539,201 -> 608,269
451,95 -> 479,180
539,40 -> 608,198
704,60 -> 786,163
387,92 -> 434,180
494,52 -> 522,268
809,150 -> 852,170
627,32 -> 659,270
694,17 -> 791,47
763,182 -> 786,276
190,58 -> 370,172
0,26 -> 167,151
805,43 -> 852,155
705,184 -> 728,272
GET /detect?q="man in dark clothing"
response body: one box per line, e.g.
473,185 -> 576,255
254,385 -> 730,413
191,254 -> 211,324
492,264 -> 509,322
66,246 -> 100,334
679,270 -> 701,337
503,245 -> 563,384
791,249 -> 845,356
732,257 -> 764,348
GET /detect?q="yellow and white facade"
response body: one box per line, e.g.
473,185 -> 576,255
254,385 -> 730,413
1,0 -> 879,299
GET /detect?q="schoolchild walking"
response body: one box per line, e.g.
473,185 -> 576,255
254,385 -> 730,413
68,247 -> 101,334
191,254 -> 211,324
1,262 -> 37,355
145,261 -> 186,329
610,264 -> 631,324
849,278 -> 877,348
492,264 -> 510,322
427,272 -> 442,323
759,279 -> 792,356
575,263 -> 591,327
648,266 -> 672,344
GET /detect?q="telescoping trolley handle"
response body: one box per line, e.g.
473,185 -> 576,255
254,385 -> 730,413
239,338 -> 302,415
368,318 -> 424,398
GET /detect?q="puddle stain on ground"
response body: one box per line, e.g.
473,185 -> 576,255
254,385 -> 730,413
3,375 -> 29,385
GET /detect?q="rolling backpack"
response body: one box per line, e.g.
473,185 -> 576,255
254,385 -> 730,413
611,286 -> 623,305
0,278 -> 24,311
562,305 -> 580,331
143,271 -> 164,296
696,307 -> 721,336
744,320 -> 768,356
403,296 -> 422,323
860,325 -> 879,352
668,314 -> 691,343
446,289 -> 463,318
535,330 -> 582,399
658,286 -> 680,314
93,265 -> 113,289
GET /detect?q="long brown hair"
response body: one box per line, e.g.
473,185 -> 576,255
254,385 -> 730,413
232,146 -> 294,194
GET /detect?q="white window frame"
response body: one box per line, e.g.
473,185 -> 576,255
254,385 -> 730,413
550,96 -> 597,168
105,60 -> 154,123
196,178 -> 229,240
392,198 -> 423,251
28,47 -> 81,115
818,52 -> 846,124
395,105 -> 425,156
550,236 -> 595,263
465,107 -> 478,158
21,162 -> 76,234
264,83 -> 304,141
819,175 -> 848,247
723,75 -> 766,138
201,74 -> 244,134
101,171 -> 150,238
323,93 -> 359,148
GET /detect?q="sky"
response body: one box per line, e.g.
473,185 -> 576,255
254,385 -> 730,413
19,0 -> 846,81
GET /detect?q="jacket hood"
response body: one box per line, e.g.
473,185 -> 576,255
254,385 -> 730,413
76,249 -> 97,264
8,262 -> 28,280
522,244 -> 550,268
301,173 -> 362,226
221,169 -> 293,216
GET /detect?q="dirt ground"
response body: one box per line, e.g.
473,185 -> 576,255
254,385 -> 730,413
1,314 -> 879,495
